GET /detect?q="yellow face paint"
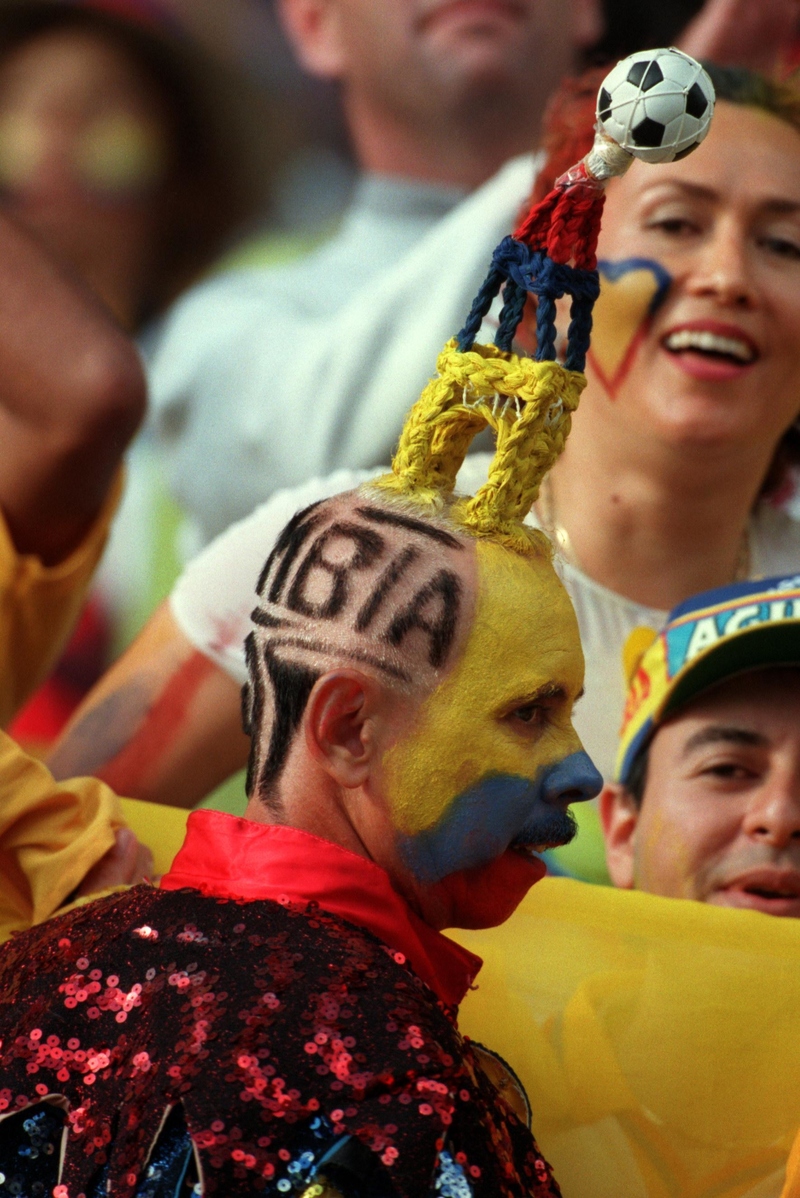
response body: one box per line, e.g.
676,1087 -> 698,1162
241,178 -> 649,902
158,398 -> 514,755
589,258 -> 671,396
77,112 -> 167,197
0,109 -> 167,200
381,541 -> 598,887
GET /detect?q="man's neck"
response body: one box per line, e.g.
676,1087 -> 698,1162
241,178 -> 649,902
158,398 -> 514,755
245,774 -> 374,864
243,779 -> 445,930
546,411 -> 773,611
344,88 -> 539,191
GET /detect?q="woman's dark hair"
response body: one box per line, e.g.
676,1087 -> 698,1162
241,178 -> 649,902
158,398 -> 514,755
528,62 -> 800,503
0,2 -> 275,323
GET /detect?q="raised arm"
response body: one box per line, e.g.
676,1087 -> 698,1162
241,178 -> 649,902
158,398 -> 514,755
47,601 -> 250,807
0,212 -> 145,565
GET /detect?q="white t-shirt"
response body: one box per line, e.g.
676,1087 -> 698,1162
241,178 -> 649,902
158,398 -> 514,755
149,157 -> 537,547
170,456 -> 800,780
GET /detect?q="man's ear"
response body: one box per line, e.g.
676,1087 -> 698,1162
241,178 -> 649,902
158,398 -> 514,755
599,782 -> 638,889
304,670 -> 380,787
277,0 -> 346,79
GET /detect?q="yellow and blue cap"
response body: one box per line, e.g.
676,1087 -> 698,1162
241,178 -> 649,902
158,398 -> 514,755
616,574 -> 800,784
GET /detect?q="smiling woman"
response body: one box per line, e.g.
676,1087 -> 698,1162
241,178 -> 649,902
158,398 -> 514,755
512,65 -> 800,865
576,105 -> 800,475
532,66 -> 800,555
541,67 -> 800,492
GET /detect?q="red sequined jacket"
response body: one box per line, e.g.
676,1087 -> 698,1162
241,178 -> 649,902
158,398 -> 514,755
0,886 -> 561,1198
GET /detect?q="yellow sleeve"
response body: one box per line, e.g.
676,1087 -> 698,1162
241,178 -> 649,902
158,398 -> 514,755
0,471 -> 123,728
0,728 -> 123,940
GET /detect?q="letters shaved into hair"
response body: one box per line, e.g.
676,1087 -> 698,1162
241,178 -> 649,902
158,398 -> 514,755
242,494 -> 471,804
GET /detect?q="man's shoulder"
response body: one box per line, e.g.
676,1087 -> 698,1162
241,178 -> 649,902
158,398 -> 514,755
0,882 -> 376,951
147,244 -> 338,413
0,884 -> 450,1025
151,264 -> 308,356
0,884 -> 464,1093
0,886 -> 552,1197
0,883 -> 468,1124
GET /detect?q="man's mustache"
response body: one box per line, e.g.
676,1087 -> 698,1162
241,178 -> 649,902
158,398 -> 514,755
513,803 -> 577,851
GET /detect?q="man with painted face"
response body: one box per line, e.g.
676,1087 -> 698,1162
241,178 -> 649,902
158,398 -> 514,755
601,574 -> 800,916
234,491 -> 596,933
0,484 -> 598,1198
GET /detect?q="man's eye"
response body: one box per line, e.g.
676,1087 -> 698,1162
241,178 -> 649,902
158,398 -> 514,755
513,704 -> 543,724
760,235 -> 800,260
702,762 -> 755,781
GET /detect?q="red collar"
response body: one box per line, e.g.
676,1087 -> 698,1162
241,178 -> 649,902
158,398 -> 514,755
161,810 -> 481,1008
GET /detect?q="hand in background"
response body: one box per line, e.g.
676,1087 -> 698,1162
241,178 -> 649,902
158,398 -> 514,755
678,0 -> 800,74
75,827 -> 154,898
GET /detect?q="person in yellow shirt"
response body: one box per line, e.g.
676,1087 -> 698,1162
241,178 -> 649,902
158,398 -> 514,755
0,214 -> 144,716
0,201 -> 151,937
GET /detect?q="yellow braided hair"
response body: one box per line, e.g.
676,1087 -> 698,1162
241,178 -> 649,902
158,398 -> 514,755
369,339 -> 586,557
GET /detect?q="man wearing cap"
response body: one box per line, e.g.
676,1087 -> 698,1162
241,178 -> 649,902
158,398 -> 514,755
601,574 -> 800,916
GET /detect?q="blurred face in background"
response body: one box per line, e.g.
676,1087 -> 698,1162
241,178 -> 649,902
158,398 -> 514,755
580,101 -> 800,467
280,0 -> 602,138
0,25 -> 173,327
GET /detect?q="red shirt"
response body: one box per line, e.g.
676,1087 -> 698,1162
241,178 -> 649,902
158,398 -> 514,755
161,810 -> 481,1008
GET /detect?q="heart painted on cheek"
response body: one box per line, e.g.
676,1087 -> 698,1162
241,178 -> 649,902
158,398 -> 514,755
589,258 -> 672,397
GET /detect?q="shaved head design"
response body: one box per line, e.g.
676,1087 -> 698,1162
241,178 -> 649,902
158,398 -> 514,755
242,492 -> 475,803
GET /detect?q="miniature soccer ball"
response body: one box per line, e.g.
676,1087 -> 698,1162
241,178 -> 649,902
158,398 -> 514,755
596,48 -> 715,165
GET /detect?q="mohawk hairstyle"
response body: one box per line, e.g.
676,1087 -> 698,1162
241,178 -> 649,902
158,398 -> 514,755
366,94 -> 611,556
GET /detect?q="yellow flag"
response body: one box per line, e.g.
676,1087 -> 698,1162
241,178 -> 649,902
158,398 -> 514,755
456,878 -> 800,1198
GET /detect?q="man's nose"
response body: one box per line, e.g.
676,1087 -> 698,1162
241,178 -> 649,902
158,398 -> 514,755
742,774 -> 800,848
541,751 -> 603,806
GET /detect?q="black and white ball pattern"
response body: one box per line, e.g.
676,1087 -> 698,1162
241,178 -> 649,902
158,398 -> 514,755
597,48 -> 715,164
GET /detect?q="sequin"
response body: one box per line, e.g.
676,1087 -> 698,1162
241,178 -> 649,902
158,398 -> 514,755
0,887 -> 561,1197
435,1150 -> 474,1197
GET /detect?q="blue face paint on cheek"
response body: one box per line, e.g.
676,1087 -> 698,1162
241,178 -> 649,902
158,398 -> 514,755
398,750 -> 602,886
